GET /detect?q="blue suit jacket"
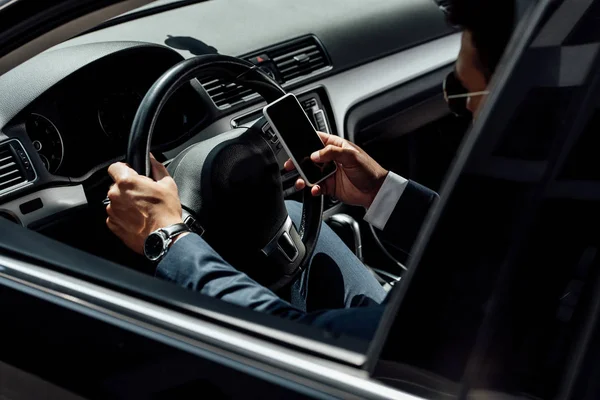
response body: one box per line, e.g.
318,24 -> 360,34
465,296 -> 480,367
157,181 -> 438,340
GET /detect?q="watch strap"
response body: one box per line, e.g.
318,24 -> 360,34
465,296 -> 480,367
161,223 -> 190,239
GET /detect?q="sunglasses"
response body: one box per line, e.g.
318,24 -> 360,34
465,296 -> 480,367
443,71 -> 489,117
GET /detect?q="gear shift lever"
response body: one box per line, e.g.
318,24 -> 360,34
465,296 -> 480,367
325,213 -> 363,261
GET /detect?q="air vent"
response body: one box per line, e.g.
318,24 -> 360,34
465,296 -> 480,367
199,77 -> 258,109
0,141 -> 35,195
0,146 -> 26,193
200,36 -> 331,110
270,37 -> 330,83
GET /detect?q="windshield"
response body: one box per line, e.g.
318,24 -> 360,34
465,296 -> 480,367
119,0 -> 200,16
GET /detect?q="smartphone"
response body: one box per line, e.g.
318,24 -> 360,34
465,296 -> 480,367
263,93 -> 337,186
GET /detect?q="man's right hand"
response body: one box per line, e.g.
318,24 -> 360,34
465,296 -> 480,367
106,156 -> 186,255
284,132 -> 388,209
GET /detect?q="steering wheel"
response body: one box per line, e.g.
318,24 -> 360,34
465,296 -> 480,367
126,54 -> 323,292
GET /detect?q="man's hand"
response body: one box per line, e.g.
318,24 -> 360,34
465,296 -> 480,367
284,132 -> 388,208
106,155 -> 184,254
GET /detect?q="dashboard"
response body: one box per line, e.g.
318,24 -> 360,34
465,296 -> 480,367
8,46 -> 207,178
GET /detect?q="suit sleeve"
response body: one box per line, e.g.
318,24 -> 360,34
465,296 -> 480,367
155,233 -> 384,341
365,172 -> 438,254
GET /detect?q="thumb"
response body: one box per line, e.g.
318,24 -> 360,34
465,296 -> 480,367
150,154 -> 170,182
311,145 -> 358,165
108,161 -> 137,184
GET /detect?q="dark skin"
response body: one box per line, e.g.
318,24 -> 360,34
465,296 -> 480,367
283,131 -> 388,208
106,30 -> 489,252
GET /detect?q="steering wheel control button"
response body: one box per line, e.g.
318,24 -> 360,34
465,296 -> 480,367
278,231 -> 299,262
263,217 -> 302,264
262,124 -> 276,138
303,98 -> 317,109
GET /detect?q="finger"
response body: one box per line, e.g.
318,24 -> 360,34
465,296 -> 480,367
106,203 -> 128,220
319,132 -> 365,154
311,145 -> 357,165
108,162 -> 136,184
284,159 -> 297,171
311,185 -> 322,196
318,132 -> 345,147
320,176 -> 336,197
150,154 -> 170,182
107,183 -> 120,203
106,217 -> 125,235
295,179 -> 306,191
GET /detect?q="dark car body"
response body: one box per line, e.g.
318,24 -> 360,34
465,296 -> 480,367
2,0 -> 600,399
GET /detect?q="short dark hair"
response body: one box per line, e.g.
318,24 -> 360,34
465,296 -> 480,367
438,0 -> 516,78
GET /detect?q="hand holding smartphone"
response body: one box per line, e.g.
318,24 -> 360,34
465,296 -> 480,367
263,93 -> 337,186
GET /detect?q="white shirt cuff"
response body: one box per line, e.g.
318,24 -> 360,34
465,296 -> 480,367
364,172 -> 408,230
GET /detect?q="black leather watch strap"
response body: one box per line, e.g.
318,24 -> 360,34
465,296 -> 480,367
161,223 -> 190,239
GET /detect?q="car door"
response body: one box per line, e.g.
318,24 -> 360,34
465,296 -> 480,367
0,271 -> 317,399
2,214 -> 407,399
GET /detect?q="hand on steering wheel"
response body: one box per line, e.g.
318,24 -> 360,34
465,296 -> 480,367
106,155 -> 186,254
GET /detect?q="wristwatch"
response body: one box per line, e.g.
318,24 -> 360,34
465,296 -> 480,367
144,223 -> 190,262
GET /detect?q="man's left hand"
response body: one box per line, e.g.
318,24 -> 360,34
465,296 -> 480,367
106,156 -> 184,254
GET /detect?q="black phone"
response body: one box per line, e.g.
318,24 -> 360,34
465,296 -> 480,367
263,93 -> 337,186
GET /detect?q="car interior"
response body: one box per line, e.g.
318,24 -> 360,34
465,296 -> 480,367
0,0 -> 464,283
8,0 -> 600,398
0,1 -> 474,395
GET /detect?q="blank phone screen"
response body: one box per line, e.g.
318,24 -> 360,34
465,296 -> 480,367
265,95 -> 336,184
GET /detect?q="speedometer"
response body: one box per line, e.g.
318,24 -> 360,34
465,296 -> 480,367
25,113 -> 64,174
97,90 -> 143,141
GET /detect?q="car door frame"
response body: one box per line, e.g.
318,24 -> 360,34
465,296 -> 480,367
367,0 -> 600,398
0,217 -> 429,399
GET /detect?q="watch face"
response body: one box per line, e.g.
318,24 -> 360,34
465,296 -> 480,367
144,232 -> 166,261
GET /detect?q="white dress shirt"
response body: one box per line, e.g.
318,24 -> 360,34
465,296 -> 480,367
363,172 -> 408,230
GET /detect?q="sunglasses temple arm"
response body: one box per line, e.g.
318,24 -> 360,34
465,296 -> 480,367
446,90 -> 490,100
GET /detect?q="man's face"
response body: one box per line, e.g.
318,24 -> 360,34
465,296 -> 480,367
454,30 -> 489,119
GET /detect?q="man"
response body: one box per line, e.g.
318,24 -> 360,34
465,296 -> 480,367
105,0 -> 518,340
